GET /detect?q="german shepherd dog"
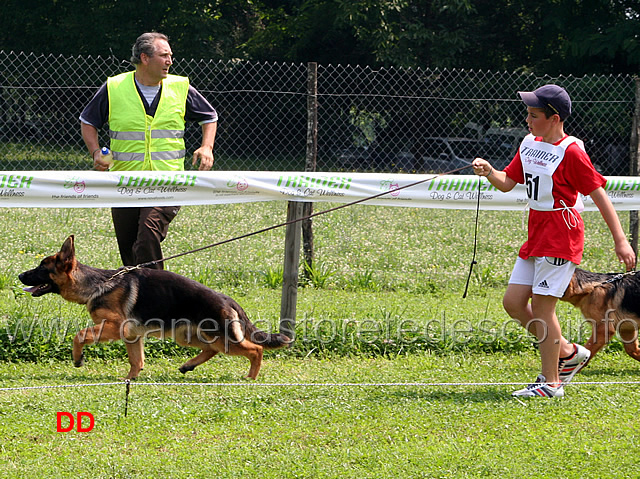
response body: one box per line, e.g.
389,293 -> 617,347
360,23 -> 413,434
18,236 -> 290,380
561,268 -> 640,365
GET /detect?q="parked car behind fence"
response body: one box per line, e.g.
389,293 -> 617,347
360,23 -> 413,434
370,137 -> 491,174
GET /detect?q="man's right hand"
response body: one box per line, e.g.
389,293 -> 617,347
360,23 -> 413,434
93,151 -> 111,171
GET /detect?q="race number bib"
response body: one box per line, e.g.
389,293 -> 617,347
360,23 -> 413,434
519,134 -> 583,210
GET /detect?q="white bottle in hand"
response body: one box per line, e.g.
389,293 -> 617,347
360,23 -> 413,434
100,147 -> 113,167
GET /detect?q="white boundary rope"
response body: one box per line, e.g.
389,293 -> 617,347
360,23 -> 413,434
134,381 -> 640,387
0,382 -> 124,391
3,379 -> 638,416
2,379 -> 640,392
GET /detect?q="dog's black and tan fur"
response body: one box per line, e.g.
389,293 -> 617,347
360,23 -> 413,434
561,268 -> 640,366
19,236 -> 290,380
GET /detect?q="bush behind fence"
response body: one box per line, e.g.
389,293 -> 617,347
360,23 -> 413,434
0,51 -> 636,174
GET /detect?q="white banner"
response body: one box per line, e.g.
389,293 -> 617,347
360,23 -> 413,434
0,171 -> 639,211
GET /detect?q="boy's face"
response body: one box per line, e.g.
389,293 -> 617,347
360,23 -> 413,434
525,107 -> 558,138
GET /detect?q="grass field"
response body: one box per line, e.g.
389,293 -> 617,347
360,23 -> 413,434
1,202 -> 639,478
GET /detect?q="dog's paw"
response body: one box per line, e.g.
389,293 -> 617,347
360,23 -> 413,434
73,354 -> 85,368
178,364 -> 194,374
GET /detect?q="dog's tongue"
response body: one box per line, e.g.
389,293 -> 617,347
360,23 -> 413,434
23,286 -> 40,294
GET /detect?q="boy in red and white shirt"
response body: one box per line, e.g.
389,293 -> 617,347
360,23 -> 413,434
472,84 -> 636,398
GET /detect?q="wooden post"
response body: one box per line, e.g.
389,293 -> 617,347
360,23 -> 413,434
279,62 -> 319,339
303,62 -> 318,274
630,77 -> 640,255
280,200 -> 304,339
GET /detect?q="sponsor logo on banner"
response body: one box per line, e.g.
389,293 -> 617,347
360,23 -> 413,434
378,179 -> 417,203
227,176 -> 249,191
210,175 -> 256,197
50,175 -> 98,200
0,173 -> 32,198
63,176 -> 86,194
426,176 -> 496,202
604,178 -> 640,202
276,174 -> 352,198
114,173 -> 197,199
380,180 -> 400,197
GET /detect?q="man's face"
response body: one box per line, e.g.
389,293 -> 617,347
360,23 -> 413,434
142,39 -> 173,84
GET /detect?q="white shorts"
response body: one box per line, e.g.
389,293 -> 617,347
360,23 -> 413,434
508,256 -> 576,297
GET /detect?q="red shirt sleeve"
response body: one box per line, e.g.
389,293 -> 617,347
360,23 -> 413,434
563,142 -> 606,195
503,151 -> 524,184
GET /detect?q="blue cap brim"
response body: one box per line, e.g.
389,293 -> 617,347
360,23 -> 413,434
518,91 -> 545,108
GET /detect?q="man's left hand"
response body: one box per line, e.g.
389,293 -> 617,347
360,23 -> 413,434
192,146 -> 214,171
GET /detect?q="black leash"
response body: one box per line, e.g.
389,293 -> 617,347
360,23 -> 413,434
462,177 -> 482,298
599,270 -> 638,285
137,164 -> 474,269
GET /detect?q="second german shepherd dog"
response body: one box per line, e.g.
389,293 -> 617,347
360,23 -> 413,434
561,268 -> 640,366
19,236 -> 290,380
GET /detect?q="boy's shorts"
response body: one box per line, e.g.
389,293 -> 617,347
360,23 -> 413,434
508,256 -> 576,297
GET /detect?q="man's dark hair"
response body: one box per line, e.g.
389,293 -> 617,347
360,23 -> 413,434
130,32 -> 169,65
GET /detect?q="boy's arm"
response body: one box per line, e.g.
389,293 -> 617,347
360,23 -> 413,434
590,186 -> 636,271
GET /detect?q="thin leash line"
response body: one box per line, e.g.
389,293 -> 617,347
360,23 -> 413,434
462,176 -> 481,298
3,380 -> 640,391
138,164 -> 474,268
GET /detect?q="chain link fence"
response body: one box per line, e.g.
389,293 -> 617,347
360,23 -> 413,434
0,50 -> 636,174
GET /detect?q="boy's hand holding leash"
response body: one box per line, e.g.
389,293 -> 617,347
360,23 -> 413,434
472,158 -> 493,177
472,158 -> 515,193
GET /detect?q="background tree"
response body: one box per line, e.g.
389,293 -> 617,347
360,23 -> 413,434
0,0 -> 637,74
246,0 -> 639,74
0,0 -> 259,60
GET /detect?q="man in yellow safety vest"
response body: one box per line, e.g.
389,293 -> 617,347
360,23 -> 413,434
80,32 -> 218,269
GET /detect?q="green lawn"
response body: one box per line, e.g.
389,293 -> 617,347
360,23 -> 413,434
1,354 -> 640,478
0,203 -> 639,478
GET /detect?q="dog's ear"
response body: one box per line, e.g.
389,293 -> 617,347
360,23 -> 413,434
58,235 -> 76,269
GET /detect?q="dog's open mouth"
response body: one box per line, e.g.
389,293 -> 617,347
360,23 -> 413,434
23,284 -> 53,297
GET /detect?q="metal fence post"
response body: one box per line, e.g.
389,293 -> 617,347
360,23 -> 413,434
630,77 -> 640,255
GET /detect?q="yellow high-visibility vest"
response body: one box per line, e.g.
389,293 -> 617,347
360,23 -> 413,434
107,71 -> 188,171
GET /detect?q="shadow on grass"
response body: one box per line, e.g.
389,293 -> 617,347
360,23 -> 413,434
382,388 -> 512,403
573,364 -> 640,379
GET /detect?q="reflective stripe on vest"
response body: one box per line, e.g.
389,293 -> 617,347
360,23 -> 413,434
109,130 -> 185,141
111,150 -> 187,162
107,71 -> 188,171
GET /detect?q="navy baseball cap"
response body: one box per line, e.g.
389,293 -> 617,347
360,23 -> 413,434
518,84 -> 572,120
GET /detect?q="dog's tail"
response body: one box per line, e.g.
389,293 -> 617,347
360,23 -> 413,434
251,330 -> 292,349
234,305 -> 292,348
